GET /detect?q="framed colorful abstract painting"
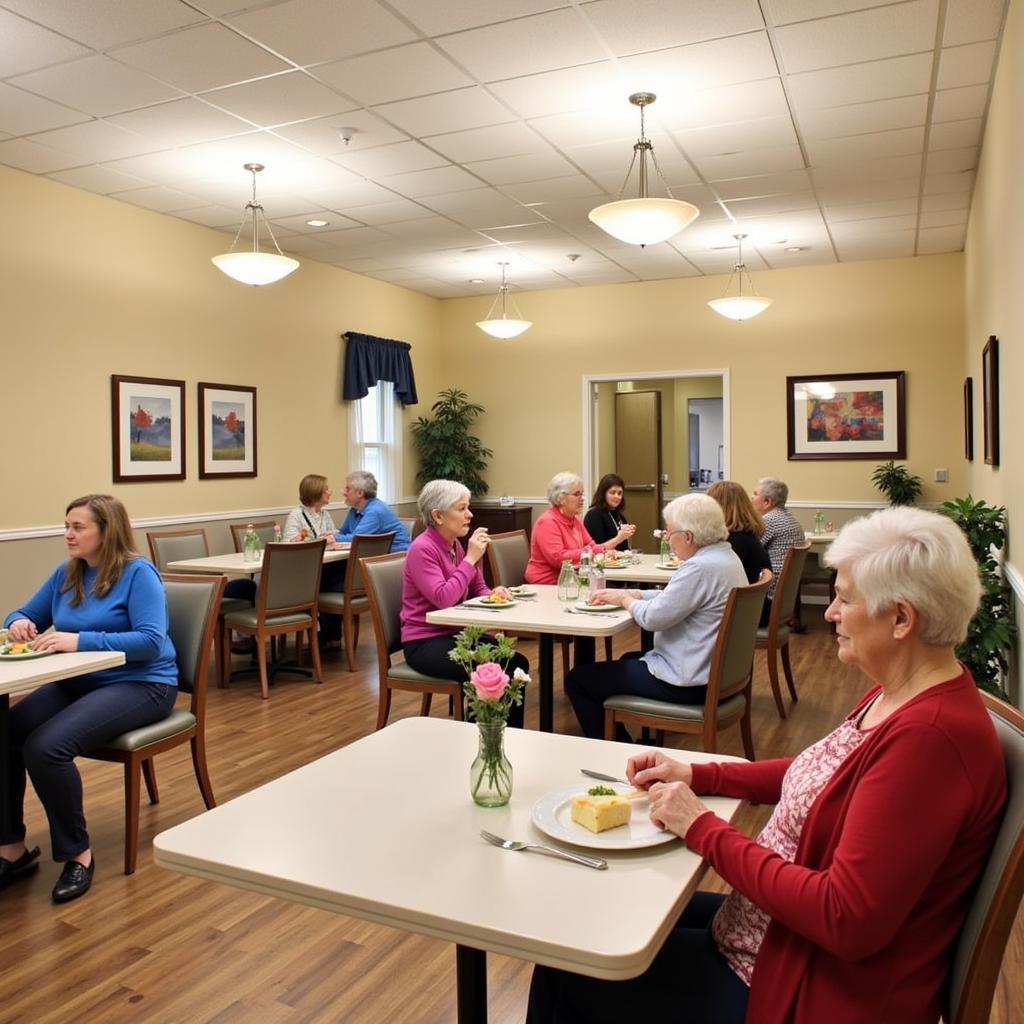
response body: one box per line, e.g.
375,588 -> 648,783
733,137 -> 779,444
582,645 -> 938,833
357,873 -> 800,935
111,375 -> 186,482
198,382 -> 257,478
786,371 -> 906,461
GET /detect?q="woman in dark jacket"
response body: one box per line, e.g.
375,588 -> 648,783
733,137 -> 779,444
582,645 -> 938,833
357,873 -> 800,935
707,480 -> 770,584
583,474 -> 632,551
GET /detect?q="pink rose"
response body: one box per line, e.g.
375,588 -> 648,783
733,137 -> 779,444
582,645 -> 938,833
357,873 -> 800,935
471,662 -> 509,701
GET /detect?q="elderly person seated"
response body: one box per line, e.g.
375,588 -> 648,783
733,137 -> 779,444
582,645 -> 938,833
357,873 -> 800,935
707,480 -> 771,584
401,480 -> 529,727
529,506 -> 1007,1024
335,470 -> 411,552
751,476 -> 805,626
566,493 -> 746,740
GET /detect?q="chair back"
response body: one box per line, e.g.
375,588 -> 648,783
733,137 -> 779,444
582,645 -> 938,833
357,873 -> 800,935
362,553 -> 407,658
148,528 -> 209,571
706,570 -> 772,707
769,541 -> 811,627
229,520 -> 278,552
486,530 -> 530,588
160,574 -> 225,714
258,540 -> 326,614
347,532 -> 397,602
945,693 -> 1024,1024
398,516 -> 423,540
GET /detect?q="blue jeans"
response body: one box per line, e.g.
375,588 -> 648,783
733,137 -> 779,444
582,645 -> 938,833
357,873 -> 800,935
527,892 -> 749,1024
3,679 -> 177,861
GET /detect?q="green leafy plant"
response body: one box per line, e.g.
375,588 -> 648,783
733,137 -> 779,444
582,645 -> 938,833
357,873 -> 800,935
939,496 -> 1015,698
410,388 -> 493,496
871,461 -> 923,505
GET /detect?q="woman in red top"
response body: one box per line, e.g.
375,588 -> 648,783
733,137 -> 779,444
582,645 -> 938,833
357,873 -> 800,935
527,506 -> 1007,1024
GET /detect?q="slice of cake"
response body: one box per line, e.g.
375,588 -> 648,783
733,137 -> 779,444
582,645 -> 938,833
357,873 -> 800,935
571,787 -> 632,833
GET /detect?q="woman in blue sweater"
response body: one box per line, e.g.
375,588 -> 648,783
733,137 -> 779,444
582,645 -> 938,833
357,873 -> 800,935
0,495 -> 178,903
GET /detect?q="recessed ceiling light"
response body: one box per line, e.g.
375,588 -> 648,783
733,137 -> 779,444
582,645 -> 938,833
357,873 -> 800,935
469,278 -> 485,284
785,245 -> 804,253
306,218 -> 329,227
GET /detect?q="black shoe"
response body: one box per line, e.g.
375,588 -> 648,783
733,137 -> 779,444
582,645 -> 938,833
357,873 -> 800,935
52,855 -> 95,903
0,846 -> 41,889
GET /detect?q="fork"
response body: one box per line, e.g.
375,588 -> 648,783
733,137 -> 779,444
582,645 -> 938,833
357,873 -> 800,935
479,830 -> 608,870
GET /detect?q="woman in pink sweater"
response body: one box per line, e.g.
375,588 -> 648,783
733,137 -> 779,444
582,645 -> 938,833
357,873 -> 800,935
528,507 -> 1007,1024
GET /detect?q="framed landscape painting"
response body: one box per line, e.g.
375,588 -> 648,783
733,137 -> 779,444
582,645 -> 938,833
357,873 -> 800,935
198,382 -> 257,478
111,375 -> 186,482
786,371 -> 906,461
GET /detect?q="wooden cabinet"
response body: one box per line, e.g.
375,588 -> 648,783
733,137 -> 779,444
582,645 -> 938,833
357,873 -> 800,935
468,504 -> 533,539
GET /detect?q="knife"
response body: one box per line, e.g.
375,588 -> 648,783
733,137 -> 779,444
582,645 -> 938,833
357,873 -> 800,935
581,768 -> 629,785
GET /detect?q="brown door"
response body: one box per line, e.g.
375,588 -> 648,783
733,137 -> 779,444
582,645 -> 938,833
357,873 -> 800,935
615,390 -> 662,550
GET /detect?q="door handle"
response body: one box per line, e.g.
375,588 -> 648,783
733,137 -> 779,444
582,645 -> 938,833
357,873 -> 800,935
624,484 -> 656,492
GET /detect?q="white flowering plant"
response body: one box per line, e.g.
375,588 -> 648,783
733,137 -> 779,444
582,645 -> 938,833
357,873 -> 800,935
449,626 -> 528,725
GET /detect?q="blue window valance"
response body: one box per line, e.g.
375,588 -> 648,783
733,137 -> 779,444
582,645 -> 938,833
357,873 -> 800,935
342,332 -> 418,406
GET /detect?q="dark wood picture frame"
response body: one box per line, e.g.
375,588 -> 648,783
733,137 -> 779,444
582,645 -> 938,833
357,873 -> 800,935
963,377 -> 974,461
111,374 -> 186,483
198,382 -> 257,479
982,336 -> 999,466
786,371 -> 906,461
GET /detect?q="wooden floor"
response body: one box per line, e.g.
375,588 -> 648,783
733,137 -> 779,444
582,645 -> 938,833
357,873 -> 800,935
2,615 -> 1021,1023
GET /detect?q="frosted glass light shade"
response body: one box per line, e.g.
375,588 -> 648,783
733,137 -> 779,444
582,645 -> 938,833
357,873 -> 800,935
707,295 -> 773,321
476,317 -> 533,339
211,251 -> 299,286
588,197 -> 699,246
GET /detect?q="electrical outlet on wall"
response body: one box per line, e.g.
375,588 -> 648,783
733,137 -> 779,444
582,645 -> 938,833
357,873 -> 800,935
934,468 -> 948,482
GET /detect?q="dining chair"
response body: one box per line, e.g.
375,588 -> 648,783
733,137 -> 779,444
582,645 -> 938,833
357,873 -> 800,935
221,540 -> 325,699
361,552 -> 465,730
147,528 -> 252,685
84,573 -> 225,874
602,571 -> 772,760
486,530 -> 577,671
945,692 -> 1024,1024
797,549 -> 836,633
228,520 -> 279,552
398,516 -> 422,540
757,541 -> 811,719
317,531 -> 396,671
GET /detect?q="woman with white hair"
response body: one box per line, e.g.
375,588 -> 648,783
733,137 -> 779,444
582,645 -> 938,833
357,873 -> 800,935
401,480 -> 528,727
566,493 -> 746,739
524,472 -> 635,585
530,507 -> 1007,1024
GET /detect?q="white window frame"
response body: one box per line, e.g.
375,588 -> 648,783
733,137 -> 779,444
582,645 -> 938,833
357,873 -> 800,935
347,380 -> 402,503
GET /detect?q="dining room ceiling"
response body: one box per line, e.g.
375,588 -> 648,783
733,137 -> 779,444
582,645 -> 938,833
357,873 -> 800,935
0,0 -> 1008,298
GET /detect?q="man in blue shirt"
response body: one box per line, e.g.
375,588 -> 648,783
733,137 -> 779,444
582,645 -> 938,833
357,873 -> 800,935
335,471 -> 411,552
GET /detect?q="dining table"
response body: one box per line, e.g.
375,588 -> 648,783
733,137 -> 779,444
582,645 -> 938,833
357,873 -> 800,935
426,584 -> 636,733
154,716 -> 745,1024
0,650 -> 126,836
165,545 -> 350,576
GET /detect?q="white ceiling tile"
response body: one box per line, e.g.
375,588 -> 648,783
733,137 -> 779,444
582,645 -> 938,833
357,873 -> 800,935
692,145 -> 805,180
111,23 -> 290,93
380,217 -> 484,245
173,204 -> 249,228
480,221 -> 574,243
489,62 -> 624,120
47,163 -> 153,193
502,174 -> 605,203
932,84 -> 990,122
721,190 -> 820,216
805,127 -> 925,166
0,136 -> 82,173
674,115 -> 798,156
941,0 -> 1007,45
811,154 -> 924,186
272,111 -> 406,156
919,208 -> 968,228
936,40 -> 998,88
374,88 -> 517,137
920,191 -> 970,212
436,9 -> 605,81
925,146 -> 978,173
425,123 -> 551,163
0,83 -> 89,135
775,0 -> 940,75
583,0 -> 766,54
422,187 -> 543,226
203,72 -> 355,128
817,177 -> 921,204
378,164 -> 484,197
787,54 -> 933,110
390,0 -> 571,38
822,197 -> 919,222
301,180 -> 406,208
464,151 -> 577,186
227,0 -> 416,66
833,232 -> 916,260
313,43 -> 474,105
332,141 -> 450,177
111,184 -> 213,213
107,99 -> 256,147
828,213 -> 917,238
528,107 -> 649,149
342,198 -> 438,225
661,79 -> 791,131
711,168 -> 813,199
312,224 -> 406,248
798,95 -> 928,140
915,223 -> 966,252
27,120 -> 161,162
764,0 -> 897,24
0,9 -> 90,77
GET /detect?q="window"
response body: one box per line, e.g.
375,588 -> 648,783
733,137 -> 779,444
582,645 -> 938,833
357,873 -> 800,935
348,380 -> 402,502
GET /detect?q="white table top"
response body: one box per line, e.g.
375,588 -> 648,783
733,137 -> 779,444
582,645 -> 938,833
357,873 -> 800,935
426,583 -> 635,639
806,532 -> 838,547
166,546 -> 349,576
155,717 -> 743,981
597,552 -> 682,586
0,650 -> 127,699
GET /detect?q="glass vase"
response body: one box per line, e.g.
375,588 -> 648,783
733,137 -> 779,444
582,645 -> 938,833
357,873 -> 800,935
470,721 -> 513,807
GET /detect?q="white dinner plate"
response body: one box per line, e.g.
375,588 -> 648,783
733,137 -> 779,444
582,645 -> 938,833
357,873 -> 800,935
0,648 -> 54,661
531,784 -> 676,850
656,562 -> 681,570
574,601 -> 619,612
463,596 -> 518,608
508,586 -> 536,597
599,563 -> 630,570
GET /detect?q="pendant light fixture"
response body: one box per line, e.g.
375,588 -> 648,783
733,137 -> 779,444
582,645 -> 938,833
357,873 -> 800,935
588,92 -> 700,247
211,163 -> 299,286
476,262 -> 532,339
707,234 -> 773,321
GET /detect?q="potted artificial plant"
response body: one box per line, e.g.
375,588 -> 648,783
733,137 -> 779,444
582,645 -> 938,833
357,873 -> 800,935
871,461 -> 923,506
410,388 -> 493,496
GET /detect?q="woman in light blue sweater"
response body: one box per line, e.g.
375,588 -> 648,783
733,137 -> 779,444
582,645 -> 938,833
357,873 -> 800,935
0,495 -> 178,903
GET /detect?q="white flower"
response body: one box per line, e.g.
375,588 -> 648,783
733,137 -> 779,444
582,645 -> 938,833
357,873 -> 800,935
513,667 -> 531,685
653,528 -> 665,539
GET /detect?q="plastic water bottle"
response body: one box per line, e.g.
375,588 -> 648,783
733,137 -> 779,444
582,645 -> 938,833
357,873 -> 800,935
243,524 -> 259,562
557,560 -> 579,603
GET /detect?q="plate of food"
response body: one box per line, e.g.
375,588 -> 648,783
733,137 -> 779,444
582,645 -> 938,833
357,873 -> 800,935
464,594 -> 518,608
573,601 -> 620,612
0,641 -> 52,660
656,559 -> 681,570
531,784 -> 675,850
507,585 -> 536,598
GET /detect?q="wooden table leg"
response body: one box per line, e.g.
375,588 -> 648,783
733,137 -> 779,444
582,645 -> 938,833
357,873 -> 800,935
538,634 -> 553,733
456,944 -> 488,1024
0,696 -> 11,839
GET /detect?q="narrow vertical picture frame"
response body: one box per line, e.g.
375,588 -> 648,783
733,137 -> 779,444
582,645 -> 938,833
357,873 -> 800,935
111,375 -> 186,482
198,382 -> 257,478
982,336 -> 999,467
963,377 -> 974,461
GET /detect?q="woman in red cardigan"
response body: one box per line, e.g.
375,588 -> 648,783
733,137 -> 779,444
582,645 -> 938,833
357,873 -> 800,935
527,506 -> 1007,1024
